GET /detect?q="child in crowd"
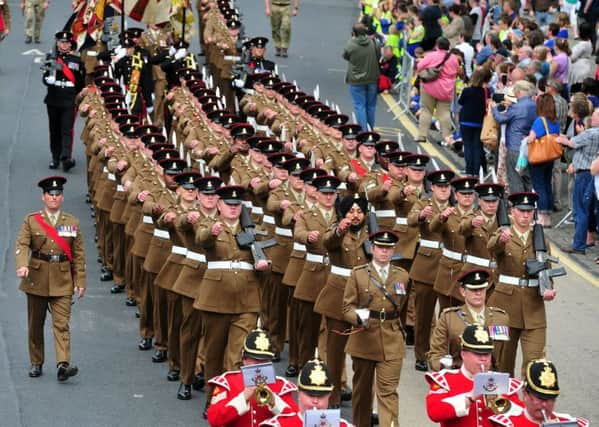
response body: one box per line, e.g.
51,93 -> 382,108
556,12 -> 570,39
406,13 -> 424,57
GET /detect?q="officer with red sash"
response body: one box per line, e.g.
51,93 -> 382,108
15,176 -> 86,381
42,31 -> 84,172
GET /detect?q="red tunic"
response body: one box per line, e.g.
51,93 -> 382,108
425,367 -> 523,427
260,411 -> 353,426
207,371 -> 298,427
489,408 -> 589,427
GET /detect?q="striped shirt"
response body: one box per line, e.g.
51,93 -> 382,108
571,127 -> 599,170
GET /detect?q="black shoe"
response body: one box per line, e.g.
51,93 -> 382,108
275,47 -> 281,57
25,36 -> 32,44
110,284 -> 125,294
405,325 -> 415,346
57,362 -> 78,382
371,413 -> 379,426
340,387 -> 352,402
177,383 -> 192,400
415,360 -> 429,371
152,350 -> 167,363
285,365 -> 298,377
100,270 -> 113,281
29,364 -> 42,378
135,310 -> 140,318
281,48 -> 288,57
167,369 -> 180,382
272,353 -> 281,363
85,194 -> 91,204
192,373 -> 205,391
125,297 -> 137,307
49,161 -> 59,169
564,247 -> 586,255
62,158 -> 76,172
97,256 -> 103,264
138,338 -> 152,351
34,38 -> 40,44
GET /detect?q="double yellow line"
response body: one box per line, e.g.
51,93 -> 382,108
381,93 -> 599,289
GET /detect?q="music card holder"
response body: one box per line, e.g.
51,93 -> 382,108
304,409 -> 341,427
541,422 -> 578,427
240,362 -> 276,387
473,371 -> 509,395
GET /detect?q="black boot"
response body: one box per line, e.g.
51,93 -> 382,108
192,373 -> 205,390
152,350 -> 167,363
138,338 -> 152,350
57,362 -> 78,382
177,383 -> 192,400
29,364 -> 43,378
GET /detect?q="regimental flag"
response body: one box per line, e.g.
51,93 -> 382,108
170,0 -> 194,41
126,0 -> 170,25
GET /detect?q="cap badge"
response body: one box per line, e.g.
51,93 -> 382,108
488,187 -> 493,194
416,158 -> 421,165
254,332 -> 270,352
309,364 -> 327,386
353,193 -> 360,199
165,153 -> 171,159
383,232 -> 388,239
232,190 -> 237,198
523,196 -> 529,204
440,173 -> 446,180
539,364 -> 557,388
171,162 -> 176,169
52,180 -> 57,187
206,181 -> 213,188
295,163 -> 301,170
187,176 -> 194,184
474,273 -> 480,281
465,181 -> 470,188
325,180 -> 331,187
474,326 -> 490,343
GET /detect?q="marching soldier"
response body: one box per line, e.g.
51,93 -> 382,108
246,37 -> 276,73
431,176 -> 479,310
489,359 -> 589,427
264,0 -> 299,58
207,328 -> 298,426
343,230 -> 409,427
428,269 -> 509,371
408,169 -> 455,372
345,131 -> 381,193
43,31 -> 85,171
22,0 -> 46,43
487,192 -> 557,377
15,176 -> 86,381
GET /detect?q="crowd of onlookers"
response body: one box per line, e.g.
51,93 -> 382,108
353,0 -> 599,259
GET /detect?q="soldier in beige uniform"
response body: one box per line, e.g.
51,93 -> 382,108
16,176 -> 85,381
343,230 -> 409,427
293,175 -> 340,368
314,193 -> 368,408
195,185 -> 271,411
21,0 -> 47,43
141,22 -> 172,126
428,269 -> 509,371
408,169 -> 455,372
487,192 -> 557,377
431,176 -> 479,311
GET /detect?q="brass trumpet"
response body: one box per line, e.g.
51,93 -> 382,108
480,364 -> 512,415
255,383 -> 274,407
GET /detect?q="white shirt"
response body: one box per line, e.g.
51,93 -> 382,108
456,42 -> 474,78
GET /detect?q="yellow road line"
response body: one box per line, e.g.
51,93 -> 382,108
382,93 -> 461,175
382,93 -> 599,289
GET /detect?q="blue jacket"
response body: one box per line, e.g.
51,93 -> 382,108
492,96 -> 537,152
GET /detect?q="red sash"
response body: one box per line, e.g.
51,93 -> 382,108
56,56 -> 76,85
382,173 -> 389,182
0,12 -> 5,33
33,213 -> 73,262
350,159 -> 368,178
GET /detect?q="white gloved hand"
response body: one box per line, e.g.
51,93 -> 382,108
125,93 -> 132,107
114,47 -> 126,61
169,46 -> 176,56
174,48 -> 187,60
45,75 -> 56,85
146,106 -> 154,114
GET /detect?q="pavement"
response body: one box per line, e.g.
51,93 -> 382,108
0,0 -> 597,425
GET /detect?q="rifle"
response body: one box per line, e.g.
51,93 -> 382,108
235,205 -> 277,263
363,206 -> 402,261
496,194 -> 511,228
525,213 -> 567,296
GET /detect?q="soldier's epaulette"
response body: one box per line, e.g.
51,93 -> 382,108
488,306 -> 507,314
353,263 -> 369,271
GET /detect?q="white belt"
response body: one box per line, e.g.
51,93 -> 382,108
171,245 -> 187,256
395,217 -> 408,226
330,265 -> 352,277
186,250 -> 206,263
142,215 -> 153,224
242,201 -> 253,208
419,239 -> 441,249
263,215 -> 275,224
224,55 -> 241,62
207,260 -> 253,270
464,254 -> 497,269
54,80 -> 75,88
498,274 -> 539,287
86,50 -> 98,57
116,184 -> 125,192
275,227 -> 293,237
293,243 -> 307,252
252,206 -> 264,215
306,253 -> 329,264
153,229 -> 169,239
255,124 -> 269,132
375,210 -> 395,218
107,173 -> 117,182
442,248 -> 463,262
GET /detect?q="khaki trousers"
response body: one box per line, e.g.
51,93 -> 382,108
24,0 -> 45,39
270,3 -> 292,49
296,299 -> 321,368
325,317 -> 349,406
167,291 -> 182,371
153,284 -> 169,351
414,280 -> 438,361
180,296 -> 203,385
497,326 -> 546,378
287,291 -> 300,367
111,223 -> 125,284
418,88 -> 452,141
264,272 -> 290,354
27,293 -> 72,366
352,356 -> 403,427
139,269 -> 154,339
153,79 -> 167,127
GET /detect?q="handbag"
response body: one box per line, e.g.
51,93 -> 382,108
418,51 -> 451,83
481,107 -> 499,150
527,117 -> 563,165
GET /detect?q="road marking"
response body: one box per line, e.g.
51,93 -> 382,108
22,49 -> 45,56
381,93 -> 599,288
327,68 -> 346,73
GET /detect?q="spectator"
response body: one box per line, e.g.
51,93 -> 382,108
378,45 -> 398,93
568,23 -> 596,95
530,0 -> 558,29
556,11 -> 571,38
456,33 -> 474,78
517,45 -> 533,68
420,0 -> 443,51
546,79 -> 569,211
443,4 -> 465,48
526,94 -> 560,227
415,37 -> 460,144
492,80 -> 537,192
561,0 -> 580,37
475,31 -> 501,66
532,45 -> 551,78
582,78 -> 599,108
580,0 -> 599,50
458,68 -> 493,175
406,12 -> 425,57
343,22 -> 381,131
550,38 -> 571,96
469,0 -> 484,45
557,108 -> 599,254
544,23 -> 559,53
